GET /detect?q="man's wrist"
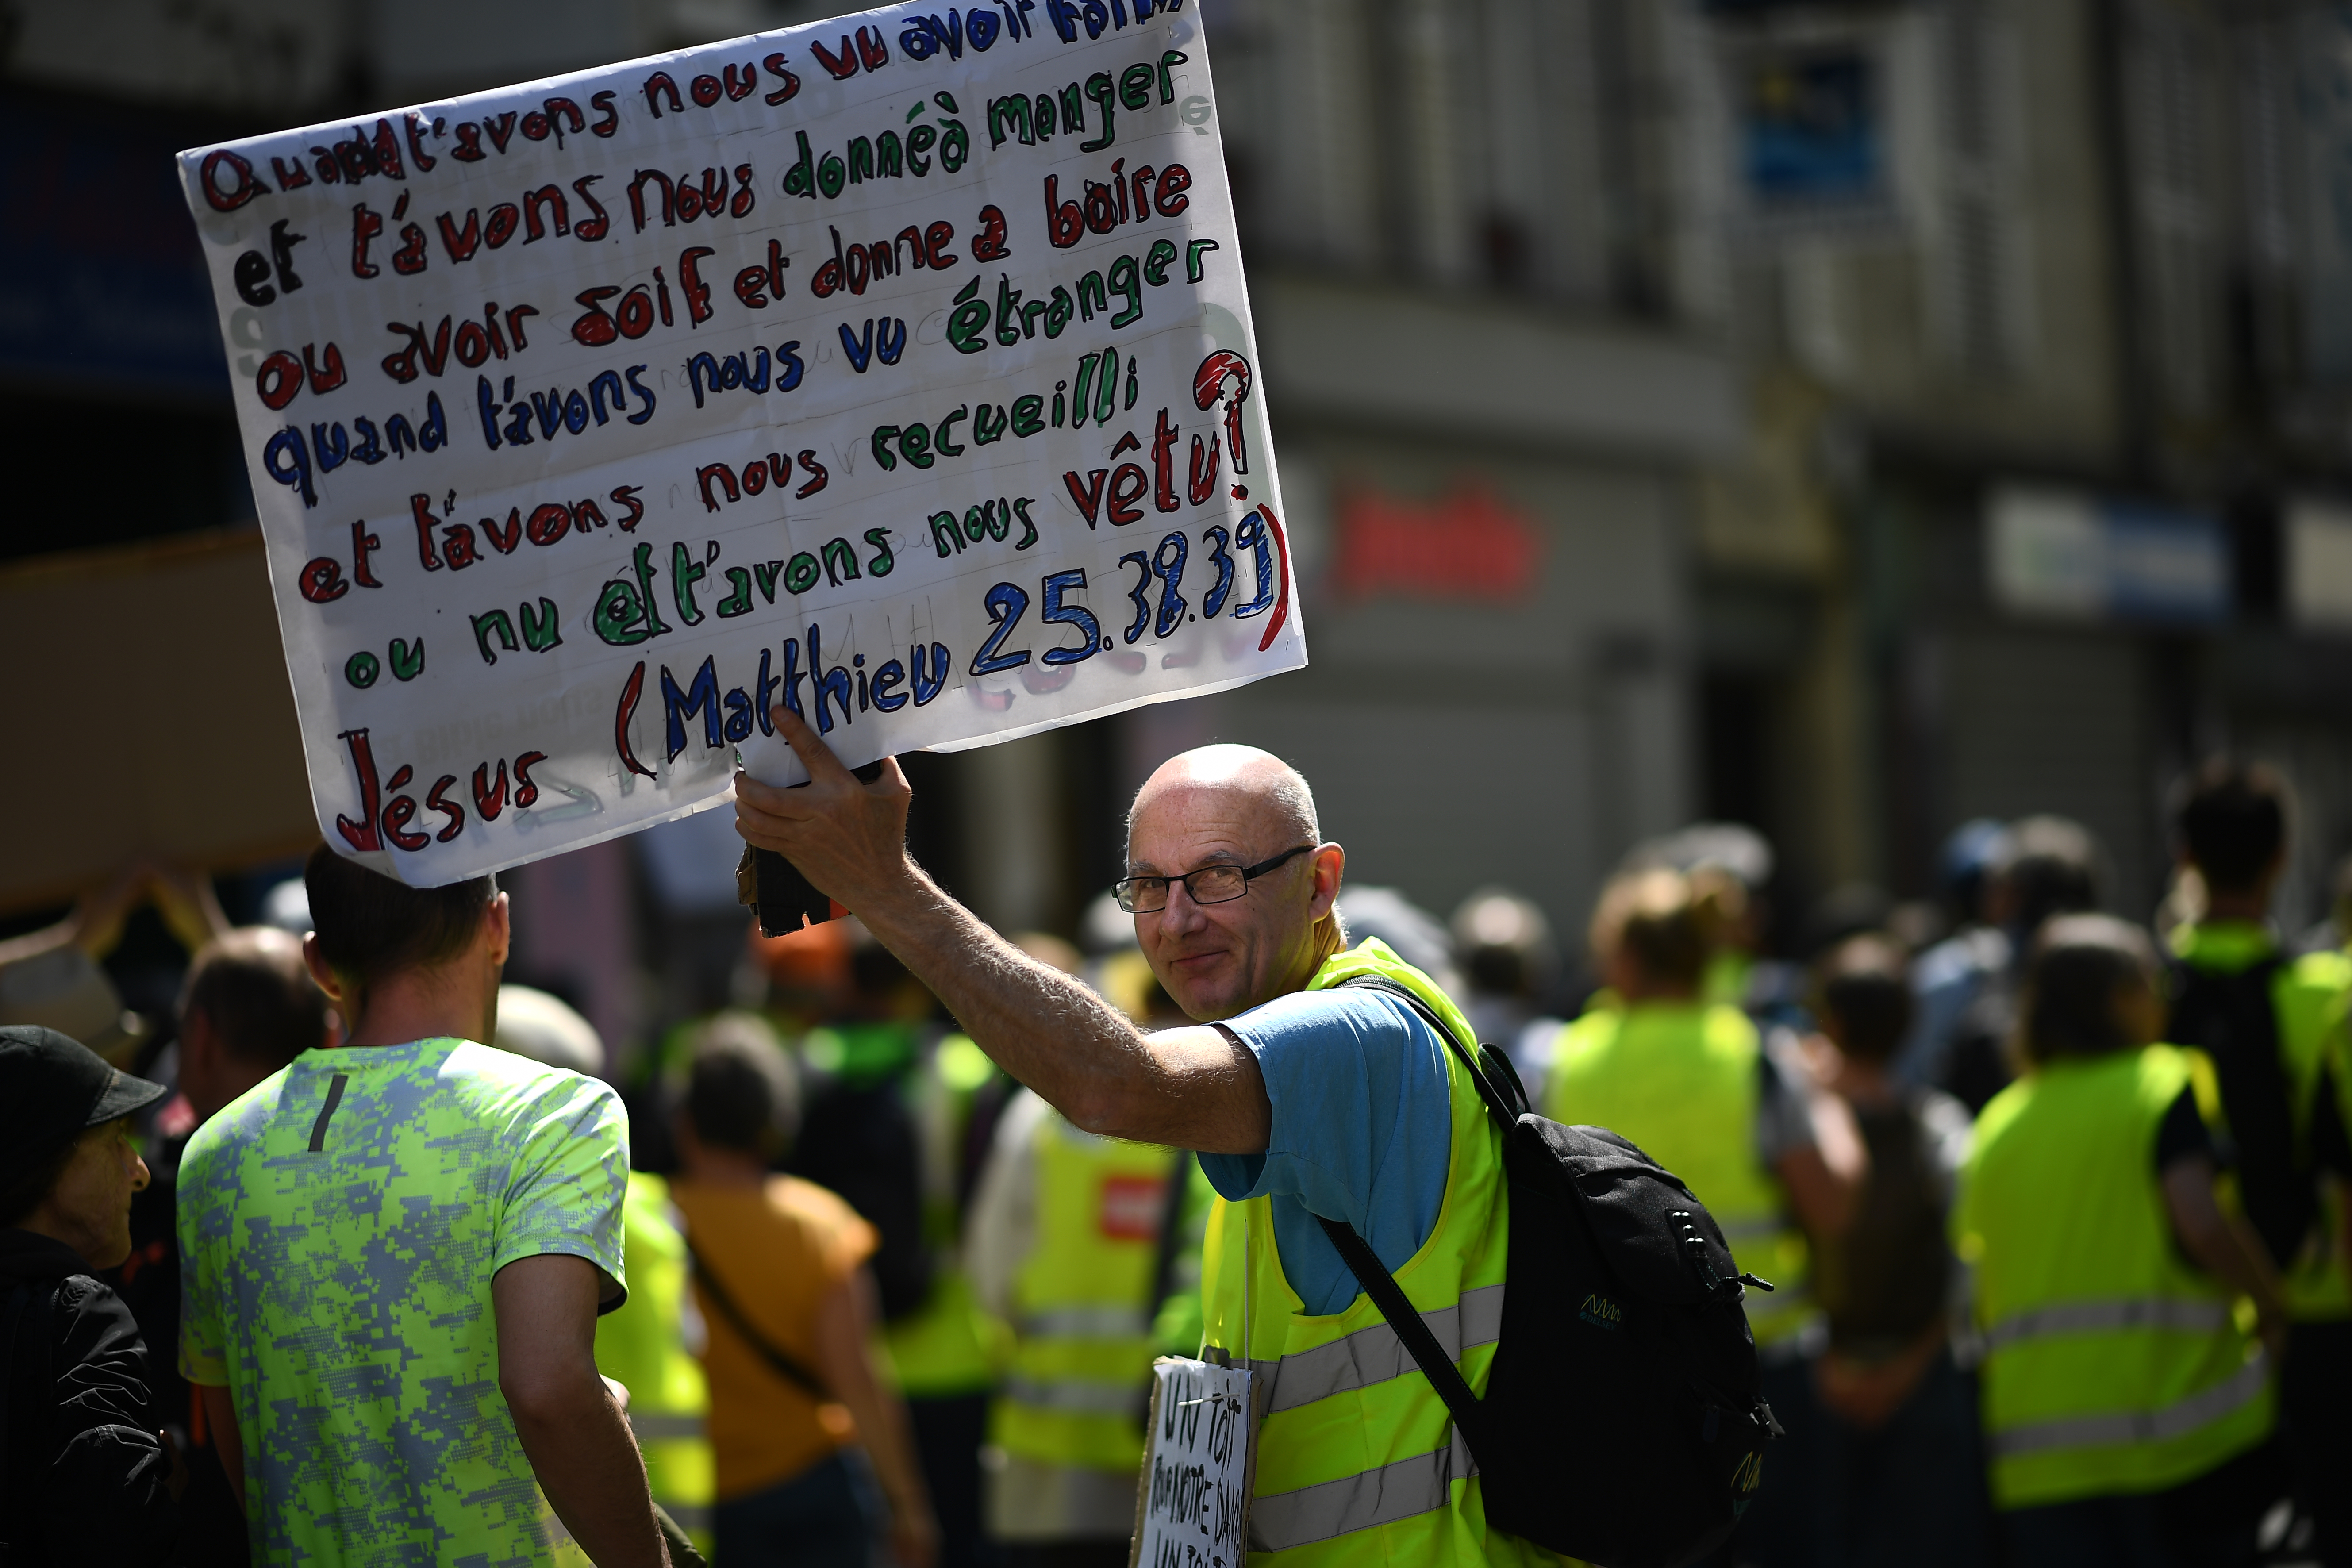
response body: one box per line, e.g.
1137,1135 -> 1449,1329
847,854 -> 941,931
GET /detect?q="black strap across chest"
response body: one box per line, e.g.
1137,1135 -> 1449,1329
678,1235 -> 830,1401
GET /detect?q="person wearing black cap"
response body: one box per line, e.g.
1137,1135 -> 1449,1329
0,1024 -> 182,1564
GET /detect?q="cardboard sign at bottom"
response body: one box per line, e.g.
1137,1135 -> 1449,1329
1130,1357 -> 1254,1568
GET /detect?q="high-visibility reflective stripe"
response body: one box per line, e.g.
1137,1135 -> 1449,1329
1019,1305 -> 1152,1339
1982,1297 -> 2233,1353
1249,1425 -> 1477,1552
628,1412 -> 706,1441
1000,1372 -> 1148,1418
1254,1284 -> 1505,1415
1989,1356 -> 2269,1458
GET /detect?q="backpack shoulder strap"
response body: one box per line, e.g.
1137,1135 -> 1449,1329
1333,975 -> 1527,1130
1313,1215 -> 1493,1463
678,1235 -> 830,1401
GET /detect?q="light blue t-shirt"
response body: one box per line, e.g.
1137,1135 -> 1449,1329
1198,988 -> 1453,1315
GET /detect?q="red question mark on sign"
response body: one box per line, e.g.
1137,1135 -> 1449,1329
1192,350 -> 1251,476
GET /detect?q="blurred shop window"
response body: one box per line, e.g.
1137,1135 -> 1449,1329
2287,501 -> 2352,636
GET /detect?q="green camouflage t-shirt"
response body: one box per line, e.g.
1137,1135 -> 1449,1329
178,1037 -> 629,1567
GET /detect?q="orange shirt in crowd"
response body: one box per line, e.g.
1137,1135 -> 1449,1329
671,1174 -> 878,1499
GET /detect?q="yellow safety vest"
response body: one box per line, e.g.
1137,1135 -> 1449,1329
884,1032 -> 1004,1399
990,1111 -> 1180,1471
1545,1002 -> 1813,1345
1201,940 -> 1551,1567
1957,1045 -> 2274,1509
2170,922 -> 2352,1321
594,1172 -> 715,1550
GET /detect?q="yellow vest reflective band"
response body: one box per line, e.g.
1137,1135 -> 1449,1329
594,1173 -> 716,1546
1545,1002 -> 1812,1343
1957,1045 -> 2274,1509
990,1111 -> 1178,1471
1201,940 -> 1551,1566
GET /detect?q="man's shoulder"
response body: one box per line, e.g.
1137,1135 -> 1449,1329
2282,948 -> 2352,999
765,1174 -> 867,1238
1237,981 -> 1441,1049
48,1267 -> 131,1322
434,1040 -> 620,1124
180,1068 -> 292,1180
45,1268 -> 149,1368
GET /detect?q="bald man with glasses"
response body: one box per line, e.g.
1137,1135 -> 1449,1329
735,710 -> 1549,1564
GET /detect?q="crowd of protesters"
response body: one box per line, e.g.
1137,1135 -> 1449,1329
3,743 -> 2347,1568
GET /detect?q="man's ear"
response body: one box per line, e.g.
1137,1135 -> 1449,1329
484,892 -> 511,968
301,934 -> 345,1003
1307,843 -> 1345,919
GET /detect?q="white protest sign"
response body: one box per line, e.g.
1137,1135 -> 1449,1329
178,0 -> 1301,886
1130,1356 -> 1251,1568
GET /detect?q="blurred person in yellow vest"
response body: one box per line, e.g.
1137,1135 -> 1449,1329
1957,915 -> 2288,1568
2160,760 -> 2352,1565
492,986 -> 718,1560
670,1026 -> 937,1568
484,1011 -> 713,1568
966,1091 -> 1184,1567
1617,823 -> 1776,1015
787,921 -> 1005,1568
966,943 -> 1209,1568
1543,867 -> 1865,1567
1091,950 -> 1220,1365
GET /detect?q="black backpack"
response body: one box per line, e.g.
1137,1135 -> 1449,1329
1322,977 -> 1781,1568
2164,955 -> 2314,1271
786,1066 -> 934,1323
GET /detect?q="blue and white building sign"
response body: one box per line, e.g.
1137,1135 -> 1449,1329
1987,485 -> 2230,626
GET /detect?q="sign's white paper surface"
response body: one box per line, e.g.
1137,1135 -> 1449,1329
178,0 -> 1302,885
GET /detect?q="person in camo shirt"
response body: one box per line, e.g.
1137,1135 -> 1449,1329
176,844 -> 669,1568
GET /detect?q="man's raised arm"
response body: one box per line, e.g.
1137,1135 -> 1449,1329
733,708 -> 1269,1154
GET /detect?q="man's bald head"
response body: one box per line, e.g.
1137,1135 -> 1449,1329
1127,744 -> 1320,850
1124,746 -> 1345,1021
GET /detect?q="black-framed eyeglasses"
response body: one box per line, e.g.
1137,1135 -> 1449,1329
1113,845 -> 1317,914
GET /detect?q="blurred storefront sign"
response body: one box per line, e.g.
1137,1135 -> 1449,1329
1711,18 -> 1911,241
1332,483 -> 1543,604
1742,50 -> 1879,208
2287,499 -> 2352,634
1987,486 -> 2229,626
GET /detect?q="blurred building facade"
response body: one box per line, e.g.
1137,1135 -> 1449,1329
1197,0 -> 2352,938
11,0 -> 2352,1039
